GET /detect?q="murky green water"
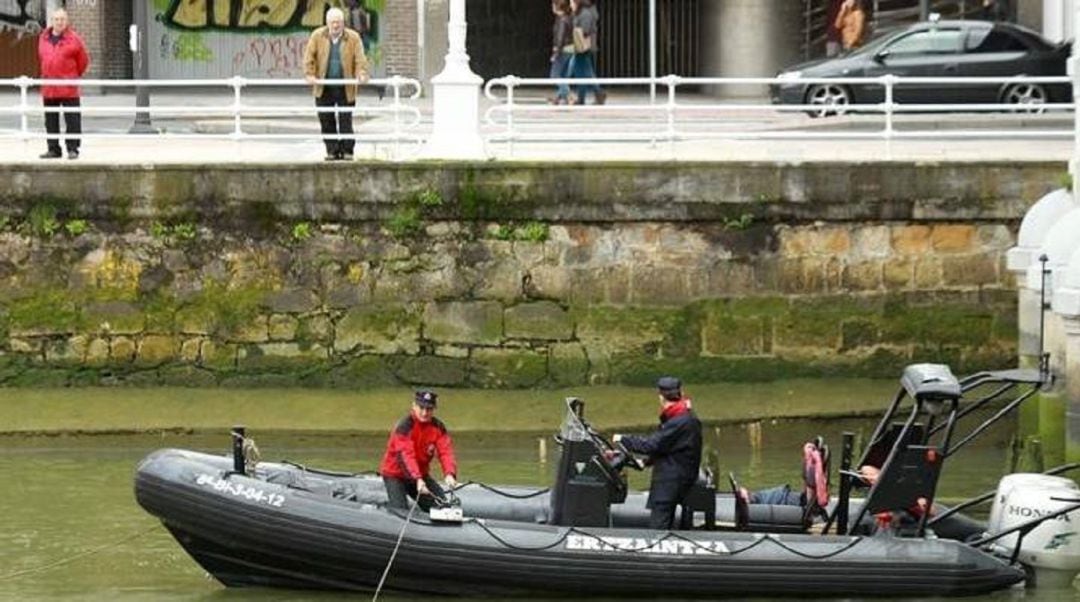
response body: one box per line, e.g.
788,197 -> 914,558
2,410 -> 1076,602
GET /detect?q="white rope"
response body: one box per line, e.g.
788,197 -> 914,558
372,496 -> 419,601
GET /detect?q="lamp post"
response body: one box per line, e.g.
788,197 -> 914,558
129,0 -> 155,134
421,0 -> 485,159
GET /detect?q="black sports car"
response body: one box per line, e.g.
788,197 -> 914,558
771,20 -> 1071,117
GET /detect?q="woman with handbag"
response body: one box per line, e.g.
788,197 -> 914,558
568,0 -> 606,105
549,0 -> 574,105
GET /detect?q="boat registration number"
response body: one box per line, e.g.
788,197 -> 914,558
195,473 -> 285,508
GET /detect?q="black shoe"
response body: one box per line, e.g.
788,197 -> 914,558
67,150 -> 79,160
39,151 -> 61,159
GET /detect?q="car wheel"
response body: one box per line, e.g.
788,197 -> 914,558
806,84 -> 851,118
1002,83 -> 1048,114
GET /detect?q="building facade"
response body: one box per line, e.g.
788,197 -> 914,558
1,1 -> 1068,85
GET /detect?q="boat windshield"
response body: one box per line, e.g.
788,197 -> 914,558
559,400 -> 590,443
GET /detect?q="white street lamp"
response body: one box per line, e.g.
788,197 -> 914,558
421,0 -> 486,159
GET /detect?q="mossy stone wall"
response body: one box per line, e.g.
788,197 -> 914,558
0,161 -> 1061,387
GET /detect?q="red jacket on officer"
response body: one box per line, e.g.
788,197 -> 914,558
379,392 -> 457,481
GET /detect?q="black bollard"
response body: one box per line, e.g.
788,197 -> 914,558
231,425 -> 246,475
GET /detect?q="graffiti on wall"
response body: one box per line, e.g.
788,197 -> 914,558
0,0 -> 45,36
150,0 -> 383,79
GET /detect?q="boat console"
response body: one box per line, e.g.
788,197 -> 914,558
548,397 -> 716,528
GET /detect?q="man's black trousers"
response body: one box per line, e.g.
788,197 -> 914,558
316,87 -> 355,155
44,98 -> 81,154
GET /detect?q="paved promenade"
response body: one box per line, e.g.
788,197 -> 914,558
0,89 -> 1073,164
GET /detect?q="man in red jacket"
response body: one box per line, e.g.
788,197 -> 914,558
379,390 -> 459,510
37,8 -> 89,160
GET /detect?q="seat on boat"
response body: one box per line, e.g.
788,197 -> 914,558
679,468 -> 716,530
863,444 -> 943,529
861,422 -> 926,474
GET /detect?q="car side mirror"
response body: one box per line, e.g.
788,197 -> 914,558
873,50 -> 890,63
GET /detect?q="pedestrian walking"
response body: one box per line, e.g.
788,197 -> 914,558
568,0 -> 606,106
37,8 -> 89,160
303,7 -> 369,161
834,0 -> 867,51
549,0 -> 574,105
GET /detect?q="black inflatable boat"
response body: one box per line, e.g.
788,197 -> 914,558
136,363 -> 1070,597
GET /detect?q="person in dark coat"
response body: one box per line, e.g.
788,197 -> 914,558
379,390 -> 459,511
614,376 -> 703,530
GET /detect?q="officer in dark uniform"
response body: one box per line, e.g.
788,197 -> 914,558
614,376 -> 703,530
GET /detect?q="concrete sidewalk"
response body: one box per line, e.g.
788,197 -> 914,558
0,88 -> 1073,163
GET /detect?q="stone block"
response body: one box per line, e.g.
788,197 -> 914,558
914,258 -> 944,288
44,335 -> 88,364
227,315 -> 269,343
629,266 -> 692,305
505,302 -> 573,341
395,356 -> 468,387
316,356 -> 400,388
84,301 -> 143,335
549,343 -> 590,387
842,261 -> 883,292
159,366 -> 218,387
298,314 -> 333,344
269,314 -> 299,341
701,312 -> 769,357
883,259 -> 915,289
942,255 -> 999,287
891,225 -> 931,255
930,225 -> 977,253
335,305 -> 421,354
176,305 -> 216,335
265,289 -> 319,313
840,319 -> 881,351
423,302 -> 503,345
136,335 -> 179,367
238,342 -> 329,371
85,337 -> 110,366
180,338 -> 202,362
111,337 -> 137,363
8,338 -> 40,356
201,341 -> 238,371
436,345 -> 470,359
851,226 -> 891,259
469,348 -> 548,388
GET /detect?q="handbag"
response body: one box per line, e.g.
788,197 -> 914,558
572,26 -> 592,53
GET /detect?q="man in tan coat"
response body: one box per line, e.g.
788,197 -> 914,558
303,7 -> 369,161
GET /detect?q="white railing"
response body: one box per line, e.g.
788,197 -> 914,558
0,76 -> 424,159
484,74 -> 1075,156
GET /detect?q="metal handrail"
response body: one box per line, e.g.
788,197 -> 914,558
483,73 -> 1075,156
0,76 -> 424,159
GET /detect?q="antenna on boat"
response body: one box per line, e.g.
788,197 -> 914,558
1038,254 -> 1051,384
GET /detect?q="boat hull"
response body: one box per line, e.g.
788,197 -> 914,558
135,449 -> 1024,597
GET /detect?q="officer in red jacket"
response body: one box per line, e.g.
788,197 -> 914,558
37,8 -> 89,160
379,390 -> 459,510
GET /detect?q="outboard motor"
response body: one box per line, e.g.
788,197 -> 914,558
549,398 -> 627,527
988,474 -> 1080,587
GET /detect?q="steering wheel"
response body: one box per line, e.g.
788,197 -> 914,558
614,439 -> 646,471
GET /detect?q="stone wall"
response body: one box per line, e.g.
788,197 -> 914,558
0,161 -> 1062,388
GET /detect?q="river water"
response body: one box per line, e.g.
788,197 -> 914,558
1,410 -> 1077,601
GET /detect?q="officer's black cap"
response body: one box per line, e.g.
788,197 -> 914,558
656,376 -> 682,395
415,390 -> 438,408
